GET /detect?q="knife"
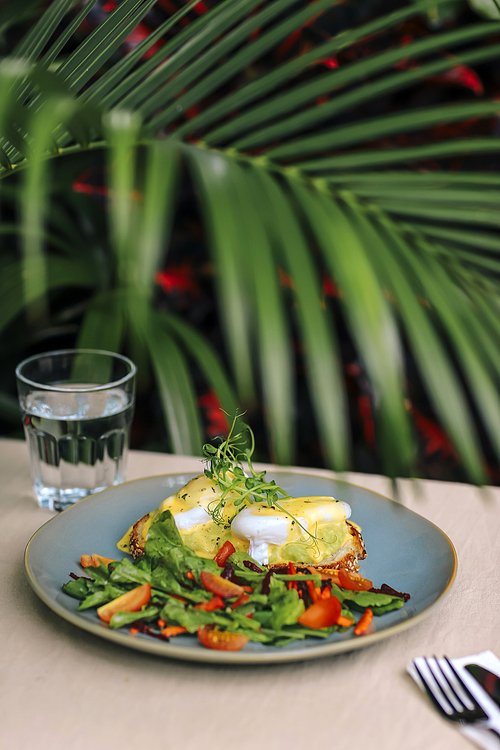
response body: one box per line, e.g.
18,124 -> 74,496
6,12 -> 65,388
465,664 -> 500,709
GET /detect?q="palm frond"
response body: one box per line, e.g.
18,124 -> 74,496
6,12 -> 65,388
300,140 -> 500,172
188,147 -> 256,404
254,169 -> 350,471
146,310 -> 204,455
2,0 -> 500,478
206,26 -> 500,147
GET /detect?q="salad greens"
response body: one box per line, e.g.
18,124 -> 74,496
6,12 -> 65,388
63,511 -> 408,649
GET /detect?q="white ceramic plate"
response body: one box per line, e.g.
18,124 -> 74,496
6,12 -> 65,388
25,471 -> 457,664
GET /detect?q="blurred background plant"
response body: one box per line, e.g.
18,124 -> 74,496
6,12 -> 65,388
1,0 -> 500,483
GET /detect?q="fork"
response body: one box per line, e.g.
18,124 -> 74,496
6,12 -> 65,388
413,656 -> 500,743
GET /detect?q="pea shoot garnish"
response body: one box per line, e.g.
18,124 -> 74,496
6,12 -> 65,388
203,414 -> 318,548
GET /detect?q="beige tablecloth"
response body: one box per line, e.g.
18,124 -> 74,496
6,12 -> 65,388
1,437 -> 499,750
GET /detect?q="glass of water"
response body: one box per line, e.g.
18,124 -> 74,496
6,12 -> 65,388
16,349 -> 136,511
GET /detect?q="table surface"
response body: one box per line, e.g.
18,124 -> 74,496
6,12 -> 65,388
1,436 -> 499,750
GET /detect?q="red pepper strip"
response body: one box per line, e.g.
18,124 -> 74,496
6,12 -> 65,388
354,608 -> 373,636
306,580 -> 321,604
186,571 -> 195,580
195,596 -> 224,612
213,540 -> 236,568
230,593 -> 250,610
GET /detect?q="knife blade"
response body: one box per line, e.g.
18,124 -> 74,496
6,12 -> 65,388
465,664 -> 500,709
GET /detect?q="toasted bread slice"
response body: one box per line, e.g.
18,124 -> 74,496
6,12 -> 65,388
129,512 -> 150,559
126,513 -> 365,572
268,521 -> 366,573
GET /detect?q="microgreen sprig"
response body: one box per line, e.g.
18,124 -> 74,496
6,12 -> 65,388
203,413 -> 318,549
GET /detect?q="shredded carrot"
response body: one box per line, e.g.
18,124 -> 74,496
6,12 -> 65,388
306,580 -> 321,603
287,562 -> 298,590
354,608 -> 373,636
241,585 -> 254,593
321,586 -> 331,599
157,619 -> 166,628
186,571 -> 195,580
129,627 -> 139,636
161,626 -> 188,638
195,596 -> 224,611
337,615 -> 355,628
81,553 -> 117,568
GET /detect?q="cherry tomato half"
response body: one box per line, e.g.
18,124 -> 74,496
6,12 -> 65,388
297,595 -> 341,629
338,568 -> 373,592
200,570 -> 243,598
97,583 -> 151,623
197,626 -> 249,651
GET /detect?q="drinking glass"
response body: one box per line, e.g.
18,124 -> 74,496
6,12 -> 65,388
16,349 -> 136,511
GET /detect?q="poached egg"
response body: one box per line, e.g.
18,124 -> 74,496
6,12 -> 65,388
231,497 -> 352,565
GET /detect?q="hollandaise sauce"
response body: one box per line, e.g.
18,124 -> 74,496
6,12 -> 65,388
117,474 -> 248,559
118,474 -> 354,568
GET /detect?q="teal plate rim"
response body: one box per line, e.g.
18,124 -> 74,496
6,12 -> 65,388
25,470 -> 457,665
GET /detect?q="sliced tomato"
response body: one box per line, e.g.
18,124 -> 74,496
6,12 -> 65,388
297,595 -> 341,629
213,541 -> 236,567
197,626 -> 249,651
97,583 -> 151,623
338,568 -> 373,591
200,570 -> 243,598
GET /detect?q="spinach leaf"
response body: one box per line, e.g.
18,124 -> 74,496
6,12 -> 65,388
109,606 -> 160,629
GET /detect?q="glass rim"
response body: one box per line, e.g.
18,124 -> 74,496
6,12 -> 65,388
15,348 -> 137,393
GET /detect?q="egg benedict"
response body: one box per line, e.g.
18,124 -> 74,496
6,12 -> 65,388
118,474 -> 366,572
117,473 -> 248,559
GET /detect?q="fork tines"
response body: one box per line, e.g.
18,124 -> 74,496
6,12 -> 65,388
413,656 -> 488,724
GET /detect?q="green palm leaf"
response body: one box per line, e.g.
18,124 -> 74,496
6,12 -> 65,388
187,146 -> 256,404
77,290 -> 125,353
176,0 -> 446,140
159,311 -> 239,428
254,170 -> 350,471
145,311 -> 204,455
207,26 -> 500,148
225,161 -> 295,465
288,181 -> 413,477
267,101 -> 500,160
3,0 -> 500,479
